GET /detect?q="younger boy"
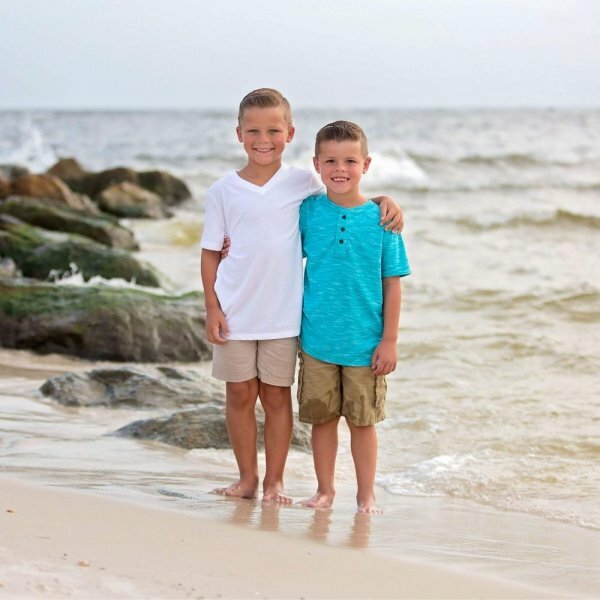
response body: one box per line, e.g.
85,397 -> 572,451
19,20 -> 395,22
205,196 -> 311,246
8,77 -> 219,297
200,90 -> 403,504
298,121 -> 411,513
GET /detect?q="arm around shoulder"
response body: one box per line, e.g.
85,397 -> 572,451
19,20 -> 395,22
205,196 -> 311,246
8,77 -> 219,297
372,194 -> 404,233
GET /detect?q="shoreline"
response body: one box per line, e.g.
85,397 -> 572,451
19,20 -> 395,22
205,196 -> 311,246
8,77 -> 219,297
0,476 -> 559,599
1,347 -> 599,597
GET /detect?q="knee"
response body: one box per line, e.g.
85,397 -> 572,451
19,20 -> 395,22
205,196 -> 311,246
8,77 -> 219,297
259,383 -> 291,411
227,381 -> 257,409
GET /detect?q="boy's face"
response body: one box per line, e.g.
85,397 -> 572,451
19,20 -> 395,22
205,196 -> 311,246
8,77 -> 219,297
313,140 -> 371,198
236,107 -> 295,168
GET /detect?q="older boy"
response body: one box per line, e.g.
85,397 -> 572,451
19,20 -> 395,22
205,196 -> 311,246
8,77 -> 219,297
200,90 -> 403,504
298,121 -> 411,513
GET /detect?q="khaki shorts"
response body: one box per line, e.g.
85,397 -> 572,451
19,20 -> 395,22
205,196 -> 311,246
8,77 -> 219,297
212,337 -> 298,386
297,351 -> 386,426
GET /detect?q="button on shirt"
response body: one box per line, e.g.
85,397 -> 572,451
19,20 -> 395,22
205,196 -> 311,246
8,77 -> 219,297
299,194 -> 411,366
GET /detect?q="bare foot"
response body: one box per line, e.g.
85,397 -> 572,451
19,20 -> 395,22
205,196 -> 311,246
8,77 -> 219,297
298,491 -> 335,509
213,480 -> 257,500
357,499 -> 383,514
262,485 -> 293,505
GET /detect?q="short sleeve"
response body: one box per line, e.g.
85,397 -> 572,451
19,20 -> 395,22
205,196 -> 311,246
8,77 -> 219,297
382,231 -> 411,278
200,188 -> 226,251
306,171 -> 325,197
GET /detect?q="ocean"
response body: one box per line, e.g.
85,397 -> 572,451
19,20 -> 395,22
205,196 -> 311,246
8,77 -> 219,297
1,108 -> 599,594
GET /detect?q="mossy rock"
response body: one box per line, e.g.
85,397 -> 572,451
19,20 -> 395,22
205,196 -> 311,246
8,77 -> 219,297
41,366 -> 223,408
0,216 -> 159,286
115,406 -> 311,452
0,280 -> 210,362
0,196 -> 138,250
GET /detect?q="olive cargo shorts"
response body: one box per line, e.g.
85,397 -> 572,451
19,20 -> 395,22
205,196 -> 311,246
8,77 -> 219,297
297,351 -> 386,426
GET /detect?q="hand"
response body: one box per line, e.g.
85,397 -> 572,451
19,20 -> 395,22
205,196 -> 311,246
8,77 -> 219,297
205,307 -> 229,344
371,340 -> 397,375
378,197 -> 404,233
220,236 -> 230,260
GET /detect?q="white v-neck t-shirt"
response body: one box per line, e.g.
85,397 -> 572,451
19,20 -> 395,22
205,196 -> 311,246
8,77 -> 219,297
201,165 -> 324,339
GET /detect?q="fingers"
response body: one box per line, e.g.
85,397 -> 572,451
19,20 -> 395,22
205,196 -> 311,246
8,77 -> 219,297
207,323 -> 228,344
383,213 -> 404,233
220,236 -> 231,259
372,360 -> 397,376
379,205 -> 389,224
219,319 -> 230,338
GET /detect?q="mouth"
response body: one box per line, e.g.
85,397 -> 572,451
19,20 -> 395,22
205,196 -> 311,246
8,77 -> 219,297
253,147 -> 274,154
331,177 -> 349,183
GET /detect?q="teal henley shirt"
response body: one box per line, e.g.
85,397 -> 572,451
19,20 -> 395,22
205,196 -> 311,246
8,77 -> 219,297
299,194 -> 411,367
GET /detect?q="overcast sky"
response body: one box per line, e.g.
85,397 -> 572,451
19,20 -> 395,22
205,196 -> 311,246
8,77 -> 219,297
0,0 -> 599,109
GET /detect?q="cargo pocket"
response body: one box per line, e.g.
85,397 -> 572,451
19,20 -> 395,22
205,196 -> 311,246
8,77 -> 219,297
374,376 -> 387,408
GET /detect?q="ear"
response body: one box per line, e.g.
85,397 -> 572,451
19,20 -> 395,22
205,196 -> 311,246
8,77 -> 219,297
362,156 -> 372,174
286,125 -> 296,143
236,126 -> 243,143
312,156 -> 321,174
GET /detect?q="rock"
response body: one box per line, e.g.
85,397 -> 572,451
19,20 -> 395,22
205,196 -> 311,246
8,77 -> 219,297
0,175 -> 10,199
0,196 -> 138,250
41,366 -> 223,408
46,161 -> 192,208
115,406 -> 312,451
0,164 -> 30,179
0,280 -> 210,362
96,182 -> 168,219
47,157 -> 88,184
79,167 -> 140,198
0,216 -> 159,285
69,167 -> 191,206
137,170 -> 191,206
11,174 -> 99,214
0,257 -> 19,279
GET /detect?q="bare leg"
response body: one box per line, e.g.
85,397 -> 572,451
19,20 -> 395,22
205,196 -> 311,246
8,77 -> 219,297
259,382 -> 293,504
214,379 -> 259,499
347,420 -> 382,514
300,417 -> 340,509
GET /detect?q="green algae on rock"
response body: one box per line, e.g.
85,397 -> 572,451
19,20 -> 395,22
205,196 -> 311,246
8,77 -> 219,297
0,280 -> 210,362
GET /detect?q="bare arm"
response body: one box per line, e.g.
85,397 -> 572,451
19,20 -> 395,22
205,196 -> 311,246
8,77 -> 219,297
371,277 -> 401,375
200,249 -> 229,344
371,195 -> 404,233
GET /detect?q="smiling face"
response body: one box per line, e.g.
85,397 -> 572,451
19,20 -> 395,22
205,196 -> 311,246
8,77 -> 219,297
236,106 -> 295,170
313,139 -> 371,203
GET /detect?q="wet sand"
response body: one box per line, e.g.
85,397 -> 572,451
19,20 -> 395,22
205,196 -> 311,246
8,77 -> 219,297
0,477 -> 557,599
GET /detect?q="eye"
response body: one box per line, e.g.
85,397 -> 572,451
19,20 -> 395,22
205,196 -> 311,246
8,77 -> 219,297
247,129 -> 258,134
268,129 -> 281,134
325,159 -> 335,164
347,159 -> 357,164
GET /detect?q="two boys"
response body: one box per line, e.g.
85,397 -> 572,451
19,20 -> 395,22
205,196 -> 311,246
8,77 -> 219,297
200,89 -> 409,511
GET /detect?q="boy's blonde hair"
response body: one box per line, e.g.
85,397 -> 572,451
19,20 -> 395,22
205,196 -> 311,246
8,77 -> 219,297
238,88 -> 292,125
315,121 -> 369,157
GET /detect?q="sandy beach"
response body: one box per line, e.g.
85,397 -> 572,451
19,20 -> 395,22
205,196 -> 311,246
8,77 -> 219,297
1,477 -> 561,599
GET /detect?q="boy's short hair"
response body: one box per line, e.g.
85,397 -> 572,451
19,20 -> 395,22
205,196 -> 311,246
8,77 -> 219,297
315,121 -> 369,157
238,88 -> 292,125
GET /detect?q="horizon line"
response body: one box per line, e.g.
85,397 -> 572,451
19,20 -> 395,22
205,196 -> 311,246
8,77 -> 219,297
1,104 -> 599,113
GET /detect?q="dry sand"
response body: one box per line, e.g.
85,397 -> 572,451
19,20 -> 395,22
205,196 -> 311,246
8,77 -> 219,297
0,477 -> 558,599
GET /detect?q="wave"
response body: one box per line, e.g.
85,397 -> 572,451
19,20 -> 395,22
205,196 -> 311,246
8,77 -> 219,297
378,454 -> 600,530
0,117 -> 57,173
49,263 -> 172,295
407,151 -> 600,169
452,209 -> 600,231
